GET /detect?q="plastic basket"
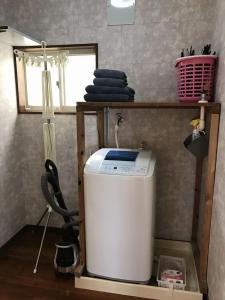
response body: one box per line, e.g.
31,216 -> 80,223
157,255 -> 186,290
175,55 -> 217,102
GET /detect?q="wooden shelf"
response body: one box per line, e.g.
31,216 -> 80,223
76,101 -> 221,113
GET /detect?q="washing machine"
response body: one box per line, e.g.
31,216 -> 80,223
84,148 -> 156,283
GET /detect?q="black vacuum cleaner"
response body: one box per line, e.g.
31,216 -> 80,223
34,159 -> 79,275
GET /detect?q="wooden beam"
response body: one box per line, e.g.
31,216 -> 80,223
97,110 -> 105,148
199,113 -> 220,292
75,276 -> 202,300
76,110 -> 86,276
76,102 -> 221,114
192,159 -> 203,241
74,260 -> 85,278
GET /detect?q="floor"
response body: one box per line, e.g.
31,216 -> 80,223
0,226 -> 142,300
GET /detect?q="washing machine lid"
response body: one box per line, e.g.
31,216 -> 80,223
84,148 -> 151,176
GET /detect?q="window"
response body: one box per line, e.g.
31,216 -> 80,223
14,44 -> 98,113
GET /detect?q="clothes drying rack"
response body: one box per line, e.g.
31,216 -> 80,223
74,101 -> 220,300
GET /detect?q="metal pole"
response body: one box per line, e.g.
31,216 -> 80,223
33,205 -> 52,274
104,107 -> 110,146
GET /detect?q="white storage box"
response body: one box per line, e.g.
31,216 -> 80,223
157,255 -> 186,290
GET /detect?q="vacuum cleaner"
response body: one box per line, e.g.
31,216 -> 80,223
35,159 -> 79,275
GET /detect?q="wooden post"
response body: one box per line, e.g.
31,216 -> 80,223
75,110 -> 86,276
199,113 -> 220,292
192,159 -> 203,241
97,110 -> 105,148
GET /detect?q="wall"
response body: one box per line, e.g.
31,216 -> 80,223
0,42 -> 26,247
19,114 -> 98,226
207,0 -> 225,299
0,0 -> 214,239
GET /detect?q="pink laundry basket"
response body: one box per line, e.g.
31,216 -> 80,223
175,55 -> 217,102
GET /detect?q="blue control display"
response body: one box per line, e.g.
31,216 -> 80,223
104,150 -> 138,162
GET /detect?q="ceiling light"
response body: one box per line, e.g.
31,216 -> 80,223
111,0 -> 135,8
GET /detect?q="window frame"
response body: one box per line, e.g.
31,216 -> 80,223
13,43 -> 98,114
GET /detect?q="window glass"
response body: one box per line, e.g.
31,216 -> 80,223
49,63 -> 60,107
65,54 -> 96,106
26,62 -> 43,107
64,54 -> 96,106
26,61 -> 60,107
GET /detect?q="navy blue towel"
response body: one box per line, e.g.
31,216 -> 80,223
84,93 -> 134,102
94,69 -> 127,79
93,78 -> 127,87
85,85 -> 135,96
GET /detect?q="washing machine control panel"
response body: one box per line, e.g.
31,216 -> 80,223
99,150 -> 149,176
100,164 -> 148,175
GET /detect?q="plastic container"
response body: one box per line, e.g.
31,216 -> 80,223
175,55 -> 217,102
157,255 -> 186,290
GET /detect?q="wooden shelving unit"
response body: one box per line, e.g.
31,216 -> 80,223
76,101 -> 220,113
75,101 -> 221,299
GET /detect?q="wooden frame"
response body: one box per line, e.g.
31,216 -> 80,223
75,101 -> 221,297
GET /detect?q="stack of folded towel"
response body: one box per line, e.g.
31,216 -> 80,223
84,69 -> 135,102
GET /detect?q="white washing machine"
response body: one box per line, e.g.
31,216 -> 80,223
84,148 -> 156,283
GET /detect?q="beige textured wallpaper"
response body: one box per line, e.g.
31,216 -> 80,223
207,0 -> 225,299
0,1 -> 215,242
0,43 -> 26,247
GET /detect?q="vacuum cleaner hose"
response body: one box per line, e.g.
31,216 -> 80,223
41,173 -> 77,218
